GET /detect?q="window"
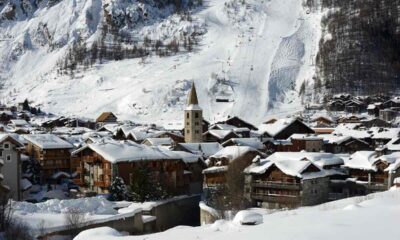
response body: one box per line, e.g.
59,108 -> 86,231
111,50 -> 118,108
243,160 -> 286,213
195,130 -> 199,134
4,143 -> 10,149
0,150 -> 2,157
186,130 -> 190,134
186,113 -> 189,119
6,155 -> 11,162
187,122 -> 190,126
195,122 -> 199,126
195,113 -> 199,118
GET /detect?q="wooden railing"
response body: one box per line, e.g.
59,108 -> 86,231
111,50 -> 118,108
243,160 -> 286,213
251,193 -> 301,204
251,181 -> 301,190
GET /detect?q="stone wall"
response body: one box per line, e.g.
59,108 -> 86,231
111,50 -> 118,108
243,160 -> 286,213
301,177 -> 330,206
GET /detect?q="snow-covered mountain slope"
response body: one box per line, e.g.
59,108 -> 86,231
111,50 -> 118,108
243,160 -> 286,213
75,189 -> 400,240
0,0 -> 322,126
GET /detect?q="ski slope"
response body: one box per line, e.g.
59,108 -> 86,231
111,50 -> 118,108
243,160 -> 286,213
0,0 -> 322,126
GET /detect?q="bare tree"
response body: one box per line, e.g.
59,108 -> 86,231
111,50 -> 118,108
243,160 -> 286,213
64,208 -> 86,237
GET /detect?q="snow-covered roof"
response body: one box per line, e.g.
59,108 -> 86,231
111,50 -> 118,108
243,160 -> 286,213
210,146 -> 259,161
333,124 -> 370,139
289,134 -> 323,141
167,151 -> 202,164
205,129 -> 237,139
222,138 -> 265,150
386,138 -> 400,151
0,133 -> 25,146
367,104 -> 376,110
258,118 -> 297,136
74,139 -> 180,163
10,119 -> 29,126
266,152 -> 344,168
246,158 -> 325,179
143,137 -> 172,146
320,134 -> 352,144
202,166 -> 228,174
178,142 -> 223,157
370,127 -> 400,139
23,134 -> 74,149
342,151 -> 400,172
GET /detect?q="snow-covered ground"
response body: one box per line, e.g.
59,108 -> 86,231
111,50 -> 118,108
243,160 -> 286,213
75,189 -> 400,240
0,0 -> 322,126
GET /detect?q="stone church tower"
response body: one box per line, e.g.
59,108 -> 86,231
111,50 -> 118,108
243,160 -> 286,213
184,83 -> 203,143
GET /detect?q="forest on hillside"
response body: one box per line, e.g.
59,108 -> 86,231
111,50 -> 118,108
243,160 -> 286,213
312,0 -> 400,97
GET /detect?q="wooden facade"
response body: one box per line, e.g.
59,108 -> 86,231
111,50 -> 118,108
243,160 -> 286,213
73,148 -> 187,194
26,143 -> 72,181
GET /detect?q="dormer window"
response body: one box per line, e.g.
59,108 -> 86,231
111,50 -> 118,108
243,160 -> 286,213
4,143 -> 10,149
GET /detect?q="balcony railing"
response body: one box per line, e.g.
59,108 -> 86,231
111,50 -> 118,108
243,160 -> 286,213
251,181 -> 301,190
251,193 -> 301,204
93,181 -> 111,188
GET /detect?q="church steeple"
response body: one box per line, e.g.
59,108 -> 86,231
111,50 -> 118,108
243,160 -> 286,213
184,82 -> 203,143
187,83 -> 199,106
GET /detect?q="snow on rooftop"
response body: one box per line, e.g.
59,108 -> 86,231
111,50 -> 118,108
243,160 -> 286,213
143,137 -> 173,146
206,129 -> 237,139
267,152 -> 344,168
178,142 -> 223,157
77,139 -> 180,163
10,119 -> 29,126
289,134 -> 322,141
202,166 -> 228,174
222,138 -> 265,150
23,134 -> 74,149
210,146 -> 258,161
386,138 -> 400,151
257,118 -> 300,137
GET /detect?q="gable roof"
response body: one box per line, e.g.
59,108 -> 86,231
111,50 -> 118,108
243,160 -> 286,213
73,139 -> 180,163
177,142 -> 223,157
258,118 -> 313,137
23,134 -> 74,149
96,112 -> 117,123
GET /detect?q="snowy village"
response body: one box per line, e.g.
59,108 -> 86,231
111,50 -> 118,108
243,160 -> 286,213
0,83 -> 400,239
1,0 -> 400,239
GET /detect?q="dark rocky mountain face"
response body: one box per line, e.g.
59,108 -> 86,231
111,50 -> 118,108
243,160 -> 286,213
314,0 -> 400,97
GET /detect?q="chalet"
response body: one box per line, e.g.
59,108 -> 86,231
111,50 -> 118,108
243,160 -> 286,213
367,104 -> 379,117
203,146 -> 265,188
244,154 -> 338,209
173,142 -> 223,158
72,139 -> 187,194
311,116 -> 335,128
0,134 -> 25,200
379,109 -> 398,122
288,134 -> 324,152
0,111 -> 13,124
361,118 -> 391,128
24,134 -> 74,181
321,134 -> 371,154
221,138 -> 265,151
258,118 -> 314,140
327,100 -> 345,112
312,127 -> 335,134
96,112 -> 118,126
217,116 -> 258,131
337,115 -> 363,124
342,151 -> 400,194
382,98 -> 400,109
344,99 -> 364,113
370,127 -> 400,146
203,130 -> 240,143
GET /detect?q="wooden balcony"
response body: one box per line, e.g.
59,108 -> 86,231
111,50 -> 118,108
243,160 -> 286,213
83,156 -> 97,163
103,169 -> 112,175
251,181 -> 301,190
93,181 -> 111,188
251,193 -> 301,204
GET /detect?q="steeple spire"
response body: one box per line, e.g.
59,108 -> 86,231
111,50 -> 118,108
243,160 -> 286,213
187,83 -> 199,106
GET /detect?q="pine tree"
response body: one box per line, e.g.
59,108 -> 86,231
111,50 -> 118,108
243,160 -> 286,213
129,165 -> 168,202
22,99 -> 30,111
108,177 -> 128,201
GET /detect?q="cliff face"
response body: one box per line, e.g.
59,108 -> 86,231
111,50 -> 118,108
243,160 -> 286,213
315,0 -> 400,97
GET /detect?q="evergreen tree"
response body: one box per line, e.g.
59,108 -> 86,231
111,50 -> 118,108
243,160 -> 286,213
108,177 -> 128,201
22,99 -> 30,111
129,165 -> 168,202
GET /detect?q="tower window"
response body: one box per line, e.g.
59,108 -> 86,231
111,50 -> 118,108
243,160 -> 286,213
187,122 -> 190,126
195,113 -> 199,118
195,130 -> 200,134
186,113 -> 189,119
195,122 -> 199,126
186,130 -> 190,134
